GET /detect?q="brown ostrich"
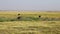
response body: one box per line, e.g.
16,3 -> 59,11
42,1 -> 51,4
39,15 -> 41,18
17,16 -> 21,19
17,14 -> 21,19
18,14 -> 20,15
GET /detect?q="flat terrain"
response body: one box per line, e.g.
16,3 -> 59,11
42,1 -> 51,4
0,11 -> 60,34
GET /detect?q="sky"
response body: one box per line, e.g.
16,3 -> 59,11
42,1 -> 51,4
0,0 -> 60,11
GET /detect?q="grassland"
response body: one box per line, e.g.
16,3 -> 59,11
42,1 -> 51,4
0,11 -> 60,34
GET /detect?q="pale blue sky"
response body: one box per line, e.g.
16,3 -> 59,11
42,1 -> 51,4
0,0 -> 60,11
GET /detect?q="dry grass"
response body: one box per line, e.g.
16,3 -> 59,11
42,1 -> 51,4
0,21 -> 60,34
0,11 -> 60,34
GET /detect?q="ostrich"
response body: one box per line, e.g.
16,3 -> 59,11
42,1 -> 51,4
17,16 -> 21,19
39,15 -> 41,18
17,14 -> 21,19
18,14 -> 20,15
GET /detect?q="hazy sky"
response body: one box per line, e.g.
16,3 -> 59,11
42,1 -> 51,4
0,0 -> 60,11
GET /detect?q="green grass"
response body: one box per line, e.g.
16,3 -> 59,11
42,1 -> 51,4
0,16 -> 60,22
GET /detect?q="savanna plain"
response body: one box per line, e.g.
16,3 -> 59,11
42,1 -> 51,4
0,11 -> 60,34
